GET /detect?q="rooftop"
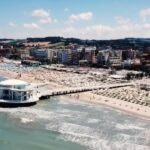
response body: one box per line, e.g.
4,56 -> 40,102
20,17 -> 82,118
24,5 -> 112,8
0,79 -> 28,86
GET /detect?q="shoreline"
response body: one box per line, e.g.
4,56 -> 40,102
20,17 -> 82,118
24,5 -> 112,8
0,64 -> 150,120
58,92 -> 150,120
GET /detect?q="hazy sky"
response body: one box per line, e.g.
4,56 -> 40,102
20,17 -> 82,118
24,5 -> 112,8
0,0 -> 150,39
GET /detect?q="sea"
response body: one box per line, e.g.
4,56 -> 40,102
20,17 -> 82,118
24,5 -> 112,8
0,96 -> 150,150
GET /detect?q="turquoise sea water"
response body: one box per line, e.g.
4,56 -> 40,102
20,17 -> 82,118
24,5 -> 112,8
0,96 -> 150,150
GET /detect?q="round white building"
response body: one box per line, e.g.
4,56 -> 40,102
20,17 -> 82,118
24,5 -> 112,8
0,79 -> 38,107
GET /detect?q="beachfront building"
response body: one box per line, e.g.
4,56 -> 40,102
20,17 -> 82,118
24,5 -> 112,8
48,49 -> 58,63
71,49 -> 79,65
122,49 -> 137,61
31,49 -> 49,60
18,49 -> 30,59
75,46 -> 97,65
30,48 -> 59,63
0,79 -> 35,104
97,50 -> 110,67
108,50 -> 122,68
58,49 -> 72,64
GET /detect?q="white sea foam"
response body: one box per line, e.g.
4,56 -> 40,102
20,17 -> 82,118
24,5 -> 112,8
46,122 -> 99,139
0,106 -> 88,124
57,100 -> 70,105
0,107 -> 55,121
115,133 -> 133,143
46,121 -> 149,150
21,117 -> 34,123
136,130 -> 150,144
60,123 -> 99,138
45,120 -> 150,150
115,123 -> 145,130
87,118 -> 99,124
0,103 -> 149,150
61,132 -> 150,150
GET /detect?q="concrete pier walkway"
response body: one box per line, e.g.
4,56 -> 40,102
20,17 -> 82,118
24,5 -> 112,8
38,83 -> 133,99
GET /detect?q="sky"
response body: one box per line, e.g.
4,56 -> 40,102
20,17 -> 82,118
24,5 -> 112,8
0,0 -> 150,39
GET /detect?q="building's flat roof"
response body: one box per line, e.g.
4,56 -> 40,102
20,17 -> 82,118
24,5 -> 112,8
109,75 -> 125,79
0,79 -> 28,86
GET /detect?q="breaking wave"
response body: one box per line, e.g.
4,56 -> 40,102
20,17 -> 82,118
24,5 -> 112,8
0,99 -> 150,150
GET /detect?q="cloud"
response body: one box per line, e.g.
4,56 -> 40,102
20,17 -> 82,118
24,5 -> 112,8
140,8 -> 150,21
9,21 -> 150,39
39,17 -> 52,24
4,10 -> 150,39
3,21 -> 150,39
31,9 -> 56,24
58,25 -> 113,39
68,12 -> 93,23
55,20 -> 150,39
114,16 -> 130,25
9,22 -> 17,27
32,9 -> 49,18
85,25 -> 113,35
23,23 -> 40,29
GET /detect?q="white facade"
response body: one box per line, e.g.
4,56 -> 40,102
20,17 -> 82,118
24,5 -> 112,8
0,79 -> 34,102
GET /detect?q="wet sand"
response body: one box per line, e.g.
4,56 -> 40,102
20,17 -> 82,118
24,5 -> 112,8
61,92 -> 150,120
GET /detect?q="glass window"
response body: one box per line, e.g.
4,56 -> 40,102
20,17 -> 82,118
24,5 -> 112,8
3,90 -> 9,95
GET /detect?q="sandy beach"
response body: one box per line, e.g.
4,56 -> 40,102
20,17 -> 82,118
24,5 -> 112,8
62,91 -> 150,120
0,62 -> 150,119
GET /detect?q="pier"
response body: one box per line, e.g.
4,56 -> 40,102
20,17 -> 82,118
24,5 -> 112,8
39,83 -> 133,100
